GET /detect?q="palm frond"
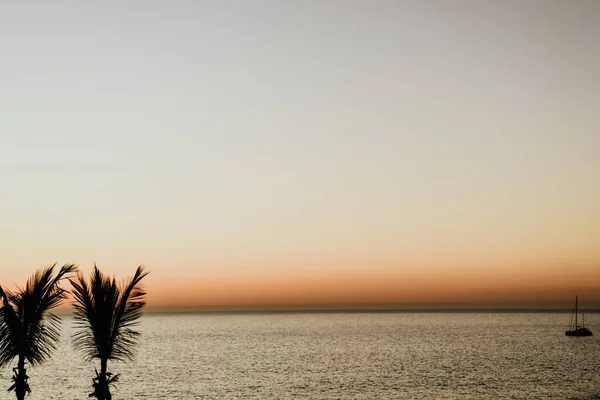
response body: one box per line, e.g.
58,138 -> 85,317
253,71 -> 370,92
71,271 -> 100,361
0,286 -> 21,366
112,266 -> 149,361
71,265 -> 149,362
0,264 -> 77,367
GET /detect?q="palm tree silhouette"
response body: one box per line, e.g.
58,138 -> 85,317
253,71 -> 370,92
70,265 -> 149,400
0,264 -> 77,400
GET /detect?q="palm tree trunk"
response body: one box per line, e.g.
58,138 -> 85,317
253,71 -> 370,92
93,358 -> 111,400
15,356 -> 28,400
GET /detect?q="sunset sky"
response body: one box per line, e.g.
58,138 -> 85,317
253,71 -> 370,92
1,1 -> 599,310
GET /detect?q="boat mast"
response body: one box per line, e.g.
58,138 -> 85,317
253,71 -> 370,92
575,295 -> 578,328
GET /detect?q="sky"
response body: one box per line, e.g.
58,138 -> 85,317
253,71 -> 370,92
1,1 -> 599,310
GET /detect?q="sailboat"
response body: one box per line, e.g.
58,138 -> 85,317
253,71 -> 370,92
565,295 -> 592,336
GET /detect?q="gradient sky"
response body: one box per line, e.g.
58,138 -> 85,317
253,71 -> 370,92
1,1 -> 599,309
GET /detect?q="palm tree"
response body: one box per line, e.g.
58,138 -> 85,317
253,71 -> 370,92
70,265 -> 149,400
0,264 -> 77,400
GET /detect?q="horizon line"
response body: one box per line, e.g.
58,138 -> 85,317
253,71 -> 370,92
54,304 -> 599,316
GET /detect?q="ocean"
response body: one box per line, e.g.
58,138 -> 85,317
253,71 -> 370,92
2,313 -> 599,399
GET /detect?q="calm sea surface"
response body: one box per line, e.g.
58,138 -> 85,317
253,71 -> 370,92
2,313 -> 600,399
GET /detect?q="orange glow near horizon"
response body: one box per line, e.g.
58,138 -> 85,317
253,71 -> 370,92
140,261 -> 600,310
4,258 -> 600,312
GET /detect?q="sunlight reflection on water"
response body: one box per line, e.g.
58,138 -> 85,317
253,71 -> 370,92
2,313 -> 599,399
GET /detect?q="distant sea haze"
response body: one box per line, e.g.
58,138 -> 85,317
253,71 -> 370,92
52,302 -> 600,316
138,303 -> 600,314
53,299 -> 600,315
